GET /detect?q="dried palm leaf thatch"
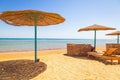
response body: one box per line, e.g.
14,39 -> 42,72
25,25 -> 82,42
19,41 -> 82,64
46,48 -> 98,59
106,31 -> 120,35
78,24 -> 115,32
0,10 -> 65,26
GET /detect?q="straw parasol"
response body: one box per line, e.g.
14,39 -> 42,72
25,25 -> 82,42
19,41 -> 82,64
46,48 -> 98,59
106,31 -> 120,44
0,10 -> 65,62
78,24 -> 116,51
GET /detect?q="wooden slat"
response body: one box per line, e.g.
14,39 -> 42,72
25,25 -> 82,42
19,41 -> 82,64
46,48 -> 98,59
106,44 -> 120,55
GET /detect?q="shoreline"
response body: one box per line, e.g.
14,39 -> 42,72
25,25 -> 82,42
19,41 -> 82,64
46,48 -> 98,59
0,48 -> 66,53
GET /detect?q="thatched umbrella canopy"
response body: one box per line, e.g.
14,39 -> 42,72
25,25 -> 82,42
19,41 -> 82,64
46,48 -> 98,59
78,24 -> 116,51
106,31 -> 120,44
0,10 -> 65,62
0,10 -> 65,26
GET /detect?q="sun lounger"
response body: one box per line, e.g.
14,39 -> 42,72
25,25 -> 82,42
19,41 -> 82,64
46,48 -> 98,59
106,44 -> 120,55
87,48 -> 120,64
103,48 -> 117,56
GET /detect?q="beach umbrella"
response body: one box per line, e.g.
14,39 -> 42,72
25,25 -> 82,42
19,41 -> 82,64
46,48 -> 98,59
78,24 -> 116,51
0,10 -> 65,62
106,31 -> 120,44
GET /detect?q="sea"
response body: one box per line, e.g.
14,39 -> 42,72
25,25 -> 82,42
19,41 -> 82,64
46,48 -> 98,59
0,38 -> 116,52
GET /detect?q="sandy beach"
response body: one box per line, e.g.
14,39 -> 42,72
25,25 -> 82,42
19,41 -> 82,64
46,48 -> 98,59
0,47 -> 120,80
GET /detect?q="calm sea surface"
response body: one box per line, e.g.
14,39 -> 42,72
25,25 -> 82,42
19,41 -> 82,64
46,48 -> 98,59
0,38 -> 116,52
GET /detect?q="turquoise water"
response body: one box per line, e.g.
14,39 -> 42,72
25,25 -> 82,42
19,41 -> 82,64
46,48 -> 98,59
0,38 -> 116,52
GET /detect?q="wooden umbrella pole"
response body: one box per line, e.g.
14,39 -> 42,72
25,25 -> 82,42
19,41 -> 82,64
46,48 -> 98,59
117,34 -> 119,44
34,14 -> 37,62
94,30 -> 96,52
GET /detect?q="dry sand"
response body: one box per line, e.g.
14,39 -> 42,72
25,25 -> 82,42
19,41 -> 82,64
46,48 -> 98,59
0,47 -> 120,80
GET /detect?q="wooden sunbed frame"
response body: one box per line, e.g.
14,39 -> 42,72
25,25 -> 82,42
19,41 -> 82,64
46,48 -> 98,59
87,52 -> 120,65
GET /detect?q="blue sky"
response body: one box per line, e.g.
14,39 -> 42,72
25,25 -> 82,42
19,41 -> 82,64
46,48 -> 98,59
0,0 -> 120,39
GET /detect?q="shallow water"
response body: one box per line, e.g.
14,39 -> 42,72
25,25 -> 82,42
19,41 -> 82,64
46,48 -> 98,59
0,38 -> 116,52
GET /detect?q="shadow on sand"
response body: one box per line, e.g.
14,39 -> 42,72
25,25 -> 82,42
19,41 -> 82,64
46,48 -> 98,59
63,54 -> 119,65
0,60 -> 47,80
